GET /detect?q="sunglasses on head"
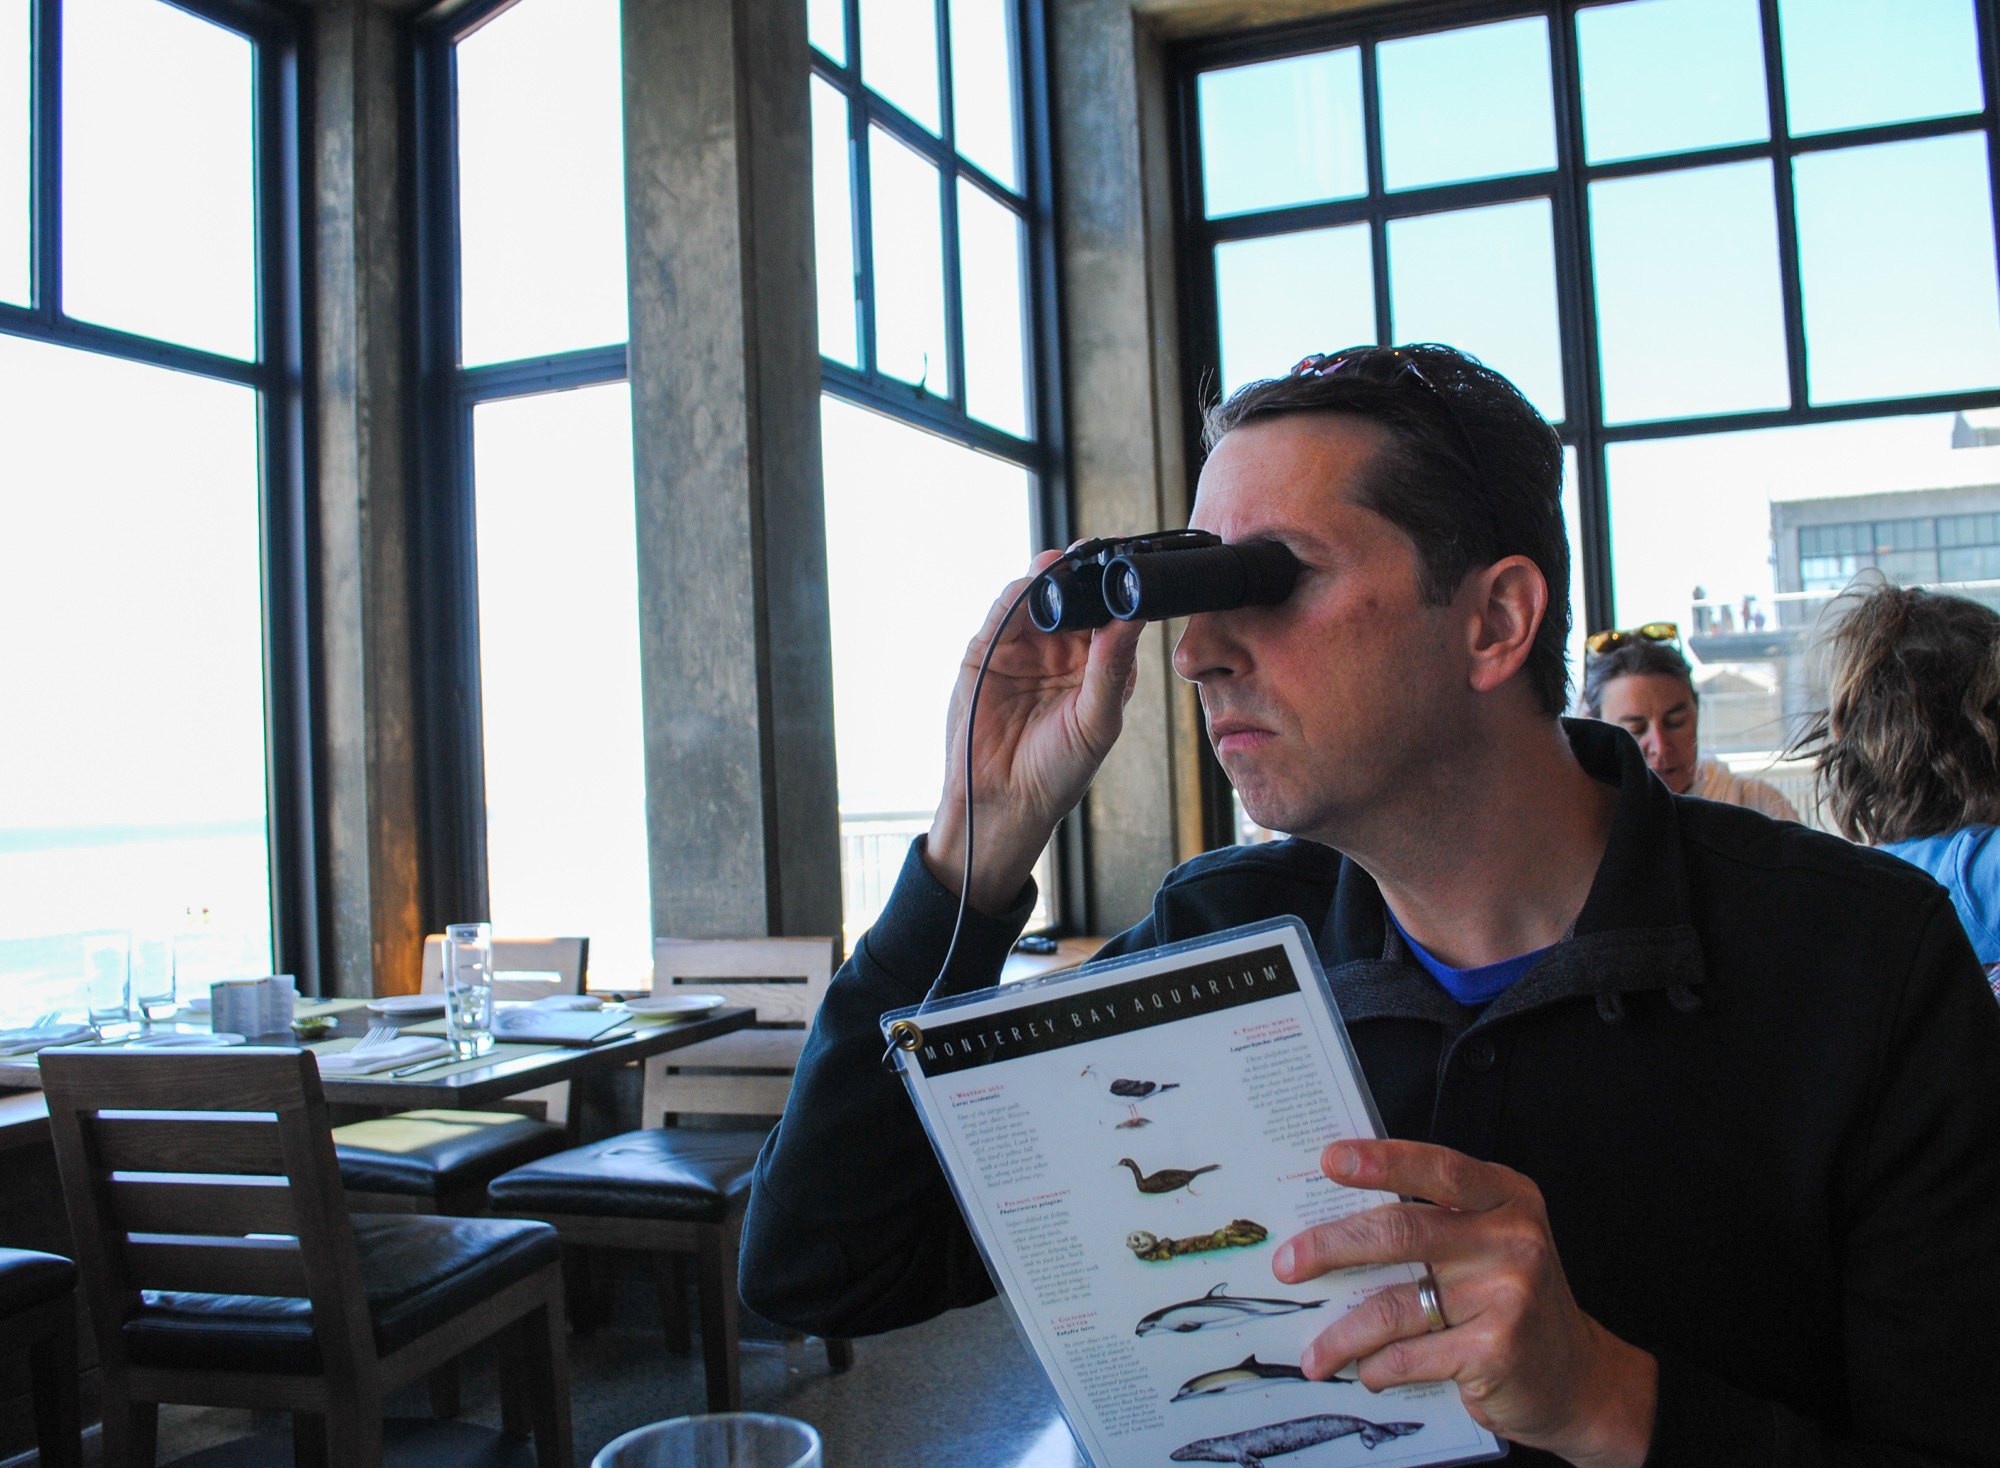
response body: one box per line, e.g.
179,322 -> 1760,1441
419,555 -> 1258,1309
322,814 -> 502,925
1290,346 -> 1485,482
1585,622 -> 1680,656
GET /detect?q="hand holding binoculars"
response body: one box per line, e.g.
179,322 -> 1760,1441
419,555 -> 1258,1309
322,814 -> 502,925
1026,529 -> 1299,632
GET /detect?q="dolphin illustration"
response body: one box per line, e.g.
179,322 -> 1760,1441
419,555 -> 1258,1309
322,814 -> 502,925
1135,1282 -> 1328,1337
1171,1354 -> 1359,1400
1170,1413 -> 1424,1466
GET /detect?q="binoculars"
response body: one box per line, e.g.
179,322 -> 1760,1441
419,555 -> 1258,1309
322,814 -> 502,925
1026,530 -> 1300,633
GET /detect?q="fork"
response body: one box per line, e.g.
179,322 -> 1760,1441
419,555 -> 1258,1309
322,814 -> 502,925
349,1024 -> 400,1054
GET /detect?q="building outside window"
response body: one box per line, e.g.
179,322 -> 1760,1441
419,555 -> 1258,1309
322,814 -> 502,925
1178,0 -> 2000,834
0,0 -> 308,1018
810,0 -> 1063,942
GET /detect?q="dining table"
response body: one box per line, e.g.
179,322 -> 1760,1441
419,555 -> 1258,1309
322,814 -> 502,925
0,995 -> 754,1125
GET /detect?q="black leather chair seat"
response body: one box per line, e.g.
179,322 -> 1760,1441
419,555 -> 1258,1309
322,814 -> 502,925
123,1214 -> 559,1372
0,1247 -> 76,1316
487,1128 -> 765,1224
333,1109 -> 567,1195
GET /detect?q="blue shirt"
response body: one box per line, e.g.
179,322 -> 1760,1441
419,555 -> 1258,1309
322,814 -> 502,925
1881,825 -> 2000,965
1387,908 -> 1554,1007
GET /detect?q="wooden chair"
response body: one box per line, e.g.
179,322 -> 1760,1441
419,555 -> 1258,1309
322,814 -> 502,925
42,1047 -> 573,1468
488,936 -> 850,1413
0,1247 -> 81,1468
333,935 -> 591,1217
639,936 -> 836,1127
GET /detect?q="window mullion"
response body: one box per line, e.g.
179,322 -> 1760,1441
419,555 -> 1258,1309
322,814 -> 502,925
31,0 -> 59,324
849,84 -> 877,379
1758,0 -> 1809,414
935,0 -> 964,407
1980,0 -> 2000,314
1359,37 -> 1390,345
1551,2 -> 1610,631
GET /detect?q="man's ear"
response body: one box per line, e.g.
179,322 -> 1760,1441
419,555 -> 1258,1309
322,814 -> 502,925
1462,555 -> 1547,695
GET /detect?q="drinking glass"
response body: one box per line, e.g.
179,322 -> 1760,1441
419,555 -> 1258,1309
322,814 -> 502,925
444,921 -> 495,1058
82,932 -> 132,1028
591,1414 -> 821,1468
131,934 -> 177,1022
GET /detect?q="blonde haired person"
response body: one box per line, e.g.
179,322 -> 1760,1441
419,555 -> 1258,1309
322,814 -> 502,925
1805,583 -> 2000,970
1579,626 -> 1799,821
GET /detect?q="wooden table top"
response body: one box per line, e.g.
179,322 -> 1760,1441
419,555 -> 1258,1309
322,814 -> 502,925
0,1000 -> 755,1111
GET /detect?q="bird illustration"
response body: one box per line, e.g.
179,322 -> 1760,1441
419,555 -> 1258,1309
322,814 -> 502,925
1081,1064 -> 1181,1126
1117,1157 -> 1219,1195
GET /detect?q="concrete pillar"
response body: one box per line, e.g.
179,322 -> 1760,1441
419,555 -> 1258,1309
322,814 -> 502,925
310,0 -> 423,996
622,0 -> 843,940
1053,0 -> 1208,930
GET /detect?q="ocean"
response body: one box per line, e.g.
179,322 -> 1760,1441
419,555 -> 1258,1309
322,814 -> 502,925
0,820 -> 273,1025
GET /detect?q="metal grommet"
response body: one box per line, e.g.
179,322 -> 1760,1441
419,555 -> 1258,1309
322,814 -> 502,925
887,1018 -> 924,1051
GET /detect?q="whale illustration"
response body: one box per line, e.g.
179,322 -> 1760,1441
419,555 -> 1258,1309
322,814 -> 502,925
1135,1282 -> 1328,1337
1171,1353 -> 1357,1400
1170,1413 -> 1424,1466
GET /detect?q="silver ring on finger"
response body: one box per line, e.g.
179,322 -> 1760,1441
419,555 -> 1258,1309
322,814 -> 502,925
1416,1268 -> 1449,1333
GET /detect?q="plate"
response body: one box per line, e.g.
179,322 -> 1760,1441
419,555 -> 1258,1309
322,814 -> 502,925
123,1031 -> 246,1049
181,996 -> 212,1014
622,994 -> 728,1019
366,994 -> 447,1017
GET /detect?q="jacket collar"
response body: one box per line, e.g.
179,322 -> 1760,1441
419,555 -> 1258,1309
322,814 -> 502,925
1319,717 -> 1708,1027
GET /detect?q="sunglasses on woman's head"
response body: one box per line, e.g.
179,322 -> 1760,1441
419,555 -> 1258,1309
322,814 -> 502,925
1585,622 -> 1680,656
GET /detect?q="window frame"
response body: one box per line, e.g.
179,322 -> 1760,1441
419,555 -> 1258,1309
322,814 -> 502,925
0,0 -> 319,985
812,0 -> 1083,927
408,0 -> 631,928
1171,0 -> 2000,846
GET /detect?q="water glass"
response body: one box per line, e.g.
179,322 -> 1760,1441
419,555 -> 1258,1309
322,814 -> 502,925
444,921 -> 495,1058
591,1414 -> 821,1468
82,932 -> 132,1028
131,934 -> 177,1022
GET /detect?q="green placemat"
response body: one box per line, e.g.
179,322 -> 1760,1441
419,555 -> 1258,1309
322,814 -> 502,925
399,1016 -> 652,1041
305,1036 -> 561,1080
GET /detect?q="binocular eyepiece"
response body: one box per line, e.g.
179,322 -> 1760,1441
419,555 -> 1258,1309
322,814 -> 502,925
1026,529 -> 1300,633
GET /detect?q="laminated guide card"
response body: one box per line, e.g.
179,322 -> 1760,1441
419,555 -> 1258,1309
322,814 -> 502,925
884,919 -> 1504,1468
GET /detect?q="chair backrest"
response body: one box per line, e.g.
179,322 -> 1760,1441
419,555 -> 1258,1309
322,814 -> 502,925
41,1048 -> 373,1381
419,935 -> 589,1001
644,936 -> 839,1123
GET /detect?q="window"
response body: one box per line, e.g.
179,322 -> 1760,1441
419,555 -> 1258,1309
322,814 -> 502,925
811,0 -> 1061,941
415,0 -> 649,987
1178,0 -> 2000,836
0,0 -> 305,1019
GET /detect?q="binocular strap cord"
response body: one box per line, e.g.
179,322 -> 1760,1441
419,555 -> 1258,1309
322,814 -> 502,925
884,570 -> 1049,1067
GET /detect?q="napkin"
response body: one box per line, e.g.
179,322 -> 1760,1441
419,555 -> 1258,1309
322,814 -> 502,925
315,1037 -> 453,1075
0,1024 -> 94,1057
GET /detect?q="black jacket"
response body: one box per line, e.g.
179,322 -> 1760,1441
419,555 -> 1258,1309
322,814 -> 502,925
745,720 -> 2000,1466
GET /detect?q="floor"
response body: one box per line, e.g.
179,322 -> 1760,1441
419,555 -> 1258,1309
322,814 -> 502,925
106,1295 -> 1087,1468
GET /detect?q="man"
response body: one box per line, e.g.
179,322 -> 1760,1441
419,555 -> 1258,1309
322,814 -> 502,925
742,345 -> 2000,1466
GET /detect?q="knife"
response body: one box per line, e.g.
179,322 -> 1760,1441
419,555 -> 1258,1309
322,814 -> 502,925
390,1055 -> 456,1078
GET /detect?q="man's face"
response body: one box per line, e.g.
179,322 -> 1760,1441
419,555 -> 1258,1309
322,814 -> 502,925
1172,414 -> 1474,844
1595,672 -> 1698,794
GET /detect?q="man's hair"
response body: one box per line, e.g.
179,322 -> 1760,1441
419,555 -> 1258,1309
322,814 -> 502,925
1202,344 -> 1569,715
1805,583 -> 2000,845
1579,639 -> 1696,718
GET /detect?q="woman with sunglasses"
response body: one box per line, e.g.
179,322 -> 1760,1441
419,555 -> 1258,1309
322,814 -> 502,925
1803,582 -> 2000,970
1580,624 -> 1800,820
